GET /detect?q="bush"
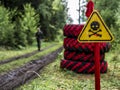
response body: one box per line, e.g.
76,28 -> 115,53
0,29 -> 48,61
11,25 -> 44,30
0,6 -> 15,48
20,4 -> 40,45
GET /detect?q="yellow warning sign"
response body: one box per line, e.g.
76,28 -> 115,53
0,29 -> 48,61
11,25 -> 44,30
78,10 -> 114,42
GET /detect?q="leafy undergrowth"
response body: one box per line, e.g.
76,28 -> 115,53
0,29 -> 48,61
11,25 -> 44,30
0,42 -> 62,74
18,50 -> 120,90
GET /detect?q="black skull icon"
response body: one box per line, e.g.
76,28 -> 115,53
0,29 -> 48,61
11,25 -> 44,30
89,21 -> 102,37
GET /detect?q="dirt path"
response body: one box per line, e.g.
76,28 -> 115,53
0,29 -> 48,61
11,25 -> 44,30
0,47 -> 63,90
0,44 -> 56,65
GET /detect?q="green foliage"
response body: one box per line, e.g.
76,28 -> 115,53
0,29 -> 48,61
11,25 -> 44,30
111,3 -> 120,49
0,4 -> 40,48
20,4 -> 39,45
1,0 -> 40,10
52,0 -> 66,28
18,50 -> 120,90
0,0 -> 67,48
14,20 -> 27,48
38,0 -> 66,41
0,43 -> 61,73
0,6 -> 15,48
37,0 -> 53,41
95,0 -> 119,27
95,0 -> 120,49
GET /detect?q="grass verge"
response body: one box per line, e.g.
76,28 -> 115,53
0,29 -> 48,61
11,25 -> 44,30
18,50 -> 120,90
0,41 -> 57,61
0,43 -> 62,74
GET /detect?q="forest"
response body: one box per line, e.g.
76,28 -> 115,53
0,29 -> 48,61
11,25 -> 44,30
0,0 -> 120,90
0,0 -> 120,49
0,0 -> 67,49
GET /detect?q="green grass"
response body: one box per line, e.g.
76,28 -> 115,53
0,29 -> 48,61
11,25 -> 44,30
0,41 -> 58,61
0,43 -> 62,74
18,50 -> 120,90
0,42 -> 119,90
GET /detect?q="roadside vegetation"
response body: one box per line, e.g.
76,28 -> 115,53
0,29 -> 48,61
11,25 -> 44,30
0,0 -> 120,90
0,42 -> 62,74
18,48 -> 120,90
0,41 -> 58,60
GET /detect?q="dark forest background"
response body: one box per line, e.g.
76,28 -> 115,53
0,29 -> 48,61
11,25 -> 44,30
0,0 -> 120,49
0,0 -> 68,49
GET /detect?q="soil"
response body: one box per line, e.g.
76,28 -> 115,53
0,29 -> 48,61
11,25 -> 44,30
0,47 -> 63,90
0,44 -> 56,65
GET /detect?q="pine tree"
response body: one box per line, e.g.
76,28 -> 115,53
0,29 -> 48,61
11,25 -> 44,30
20,4 -> 39,45
0,6 -> 15,48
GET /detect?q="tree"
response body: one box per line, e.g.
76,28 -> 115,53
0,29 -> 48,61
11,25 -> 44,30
94,0 -> 120,48
95,0 -> 119,28
114,2 -> 120,44
37,0 -> 66,41
0,6 -> 15,48
49,0 -> 67,41
0,0 -> 67,49
1,0 -> 40,10
20,4 -> 39,45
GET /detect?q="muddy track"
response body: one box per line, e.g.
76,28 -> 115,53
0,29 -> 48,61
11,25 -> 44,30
0,47 -> 63,90
0,44 -> 57,65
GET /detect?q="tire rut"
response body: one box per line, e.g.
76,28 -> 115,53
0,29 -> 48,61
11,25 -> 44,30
0,44 -> 57,65
0,47 -> 63,90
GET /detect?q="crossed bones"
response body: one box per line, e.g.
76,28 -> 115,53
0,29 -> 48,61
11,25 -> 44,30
89,29 -> 102,37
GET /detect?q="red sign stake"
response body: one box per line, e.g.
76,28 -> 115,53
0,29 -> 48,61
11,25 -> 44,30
78,1 -> 114,90
94,43 -> 100,90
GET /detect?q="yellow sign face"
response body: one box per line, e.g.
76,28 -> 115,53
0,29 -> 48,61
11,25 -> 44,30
78,10 -> 114,42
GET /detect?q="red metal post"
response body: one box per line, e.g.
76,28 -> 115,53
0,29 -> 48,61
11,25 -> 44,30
94,43 -> 100,90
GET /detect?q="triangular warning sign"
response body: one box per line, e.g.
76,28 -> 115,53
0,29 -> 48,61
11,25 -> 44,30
78,10 -> 114,42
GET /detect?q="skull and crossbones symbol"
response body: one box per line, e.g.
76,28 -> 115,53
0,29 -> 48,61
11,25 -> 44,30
89,21 -> 102,37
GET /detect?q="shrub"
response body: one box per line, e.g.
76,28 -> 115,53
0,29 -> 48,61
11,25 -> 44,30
0,6 -> 15,48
